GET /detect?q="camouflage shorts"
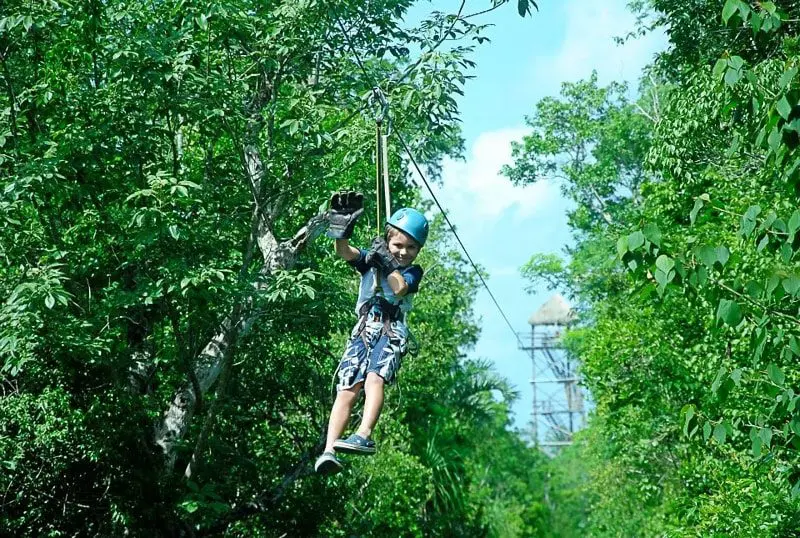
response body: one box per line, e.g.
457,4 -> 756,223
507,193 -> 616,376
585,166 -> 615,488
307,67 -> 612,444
336,320 -> 408,391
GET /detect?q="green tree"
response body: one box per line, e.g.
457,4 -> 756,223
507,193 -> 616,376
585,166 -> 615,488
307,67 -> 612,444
508,1 -> 800,536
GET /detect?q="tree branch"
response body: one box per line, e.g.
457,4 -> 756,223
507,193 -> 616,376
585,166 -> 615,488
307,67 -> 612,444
154,208 -> 330,470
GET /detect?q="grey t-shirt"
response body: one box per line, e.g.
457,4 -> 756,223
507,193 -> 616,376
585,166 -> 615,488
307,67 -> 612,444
348,248 -> 424,318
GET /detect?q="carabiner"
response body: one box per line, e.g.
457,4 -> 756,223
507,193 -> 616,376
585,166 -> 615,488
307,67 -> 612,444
369,86 -> 390,125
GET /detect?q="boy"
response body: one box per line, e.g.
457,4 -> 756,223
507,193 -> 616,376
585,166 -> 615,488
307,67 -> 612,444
315,191 -> 428,475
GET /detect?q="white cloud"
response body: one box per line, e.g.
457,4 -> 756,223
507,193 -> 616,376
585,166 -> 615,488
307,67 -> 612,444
531,0 -> 667,92
483,265 -> 522,277
429,127 -> 556,222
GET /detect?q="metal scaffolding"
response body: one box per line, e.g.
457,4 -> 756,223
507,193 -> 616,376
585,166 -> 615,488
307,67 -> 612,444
521,294 -> 586,454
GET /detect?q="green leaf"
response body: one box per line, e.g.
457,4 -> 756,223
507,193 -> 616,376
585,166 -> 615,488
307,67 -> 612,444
681,404 -> 696,437
740,205 -> 761,237
716,299 -> 743,326
690,198 -> 704,225
784,388 -> 796,405
729,55 -> 745,70
655,255 -> 674,274
616,236 -> 628,258
715,246 -> 730,266
788,210 -> 800,234
730,368 -> 743,386
722,0 -> 738,23
724,67 -> 741,87
402,87 -> 419,110
767,363 -> 785,385
751,428 -> 763,457
654,268 -> 674,293
791,337 -> 800,357
713,423 -> 727,444
753,326 -> 768,364
768,126 -> 782,153
781,243 -> 793,263
696,265 -> 708,286
703,422 -> 712,442
792,418 -> 800,435
751,11 -> 764,32
713,58 -> 728,79
767,273 -> 781,295
711,366 -> 727,393
759,211 -> 777,233
169,225 -> 180,240
779,67 -> 798,88
745,280 -> 764,299
643,223 -> 661,247
627,231 -> 645,251
725,134 -> 741,157
777,96 -> 792,120
782,275 -> 800,295
45,294 -> 55,309
759,427 -> 772,448
695,246 -> 728,268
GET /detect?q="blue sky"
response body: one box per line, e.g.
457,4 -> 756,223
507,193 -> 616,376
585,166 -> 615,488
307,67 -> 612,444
409,0 -> 667,430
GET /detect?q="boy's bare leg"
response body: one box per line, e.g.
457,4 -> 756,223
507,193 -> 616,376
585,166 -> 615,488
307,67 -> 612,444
356,372 -> 385,439
324,384 -> 361,453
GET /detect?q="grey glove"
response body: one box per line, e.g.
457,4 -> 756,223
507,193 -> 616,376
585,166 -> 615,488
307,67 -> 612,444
326,191 -> 364,239
365,236 -> 400,274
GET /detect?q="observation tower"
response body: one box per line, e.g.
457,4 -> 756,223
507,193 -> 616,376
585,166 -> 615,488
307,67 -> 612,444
522,294 -> 586,454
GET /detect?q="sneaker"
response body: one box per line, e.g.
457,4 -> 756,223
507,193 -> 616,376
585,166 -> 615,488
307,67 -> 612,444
314,451 -> 343,475
333,434 -> 377,455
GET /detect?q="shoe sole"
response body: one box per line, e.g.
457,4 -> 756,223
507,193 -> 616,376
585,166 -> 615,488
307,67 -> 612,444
315,459 -> 343,475
332,441 -> 376,455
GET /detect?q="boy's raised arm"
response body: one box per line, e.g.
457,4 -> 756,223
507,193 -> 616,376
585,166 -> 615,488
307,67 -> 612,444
334,238 -> 360,261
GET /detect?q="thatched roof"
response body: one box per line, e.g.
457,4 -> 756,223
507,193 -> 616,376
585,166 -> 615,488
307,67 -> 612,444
528,294 -> 575,326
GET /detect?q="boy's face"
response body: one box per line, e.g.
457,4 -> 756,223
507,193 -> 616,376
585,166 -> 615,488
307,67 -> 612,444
387,229 -> 421,267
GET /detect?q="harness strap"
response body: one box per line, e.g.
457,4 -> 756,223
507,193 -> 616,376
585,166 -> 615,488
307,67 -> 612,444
355,296 -> 401,346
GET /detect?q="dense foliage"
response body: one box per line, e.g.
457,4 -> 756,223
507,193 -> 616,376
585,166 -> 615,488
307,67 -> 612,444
0,1 -> 555,536
508,0 -> 800,536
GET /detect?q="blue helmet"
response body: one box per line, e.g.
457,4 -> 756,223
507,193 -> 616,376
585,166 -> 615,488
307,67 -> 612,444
387,208 -> 429,247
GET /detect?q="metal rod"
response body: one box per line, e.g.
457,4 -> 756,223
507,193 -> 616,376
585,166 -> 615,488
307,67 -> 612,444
375,121 -> 382,234
381,134 -> 391,218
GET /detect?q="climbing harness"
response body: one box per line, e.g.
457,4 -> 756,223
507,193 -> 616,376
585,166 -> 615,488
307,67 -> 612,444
354,296 -> 401,348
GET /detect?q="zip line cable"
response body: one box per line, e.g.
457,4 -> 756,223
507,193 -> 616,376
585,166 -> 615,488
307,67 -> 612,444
334,12 -> 526,349
394,133 -> 526,349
